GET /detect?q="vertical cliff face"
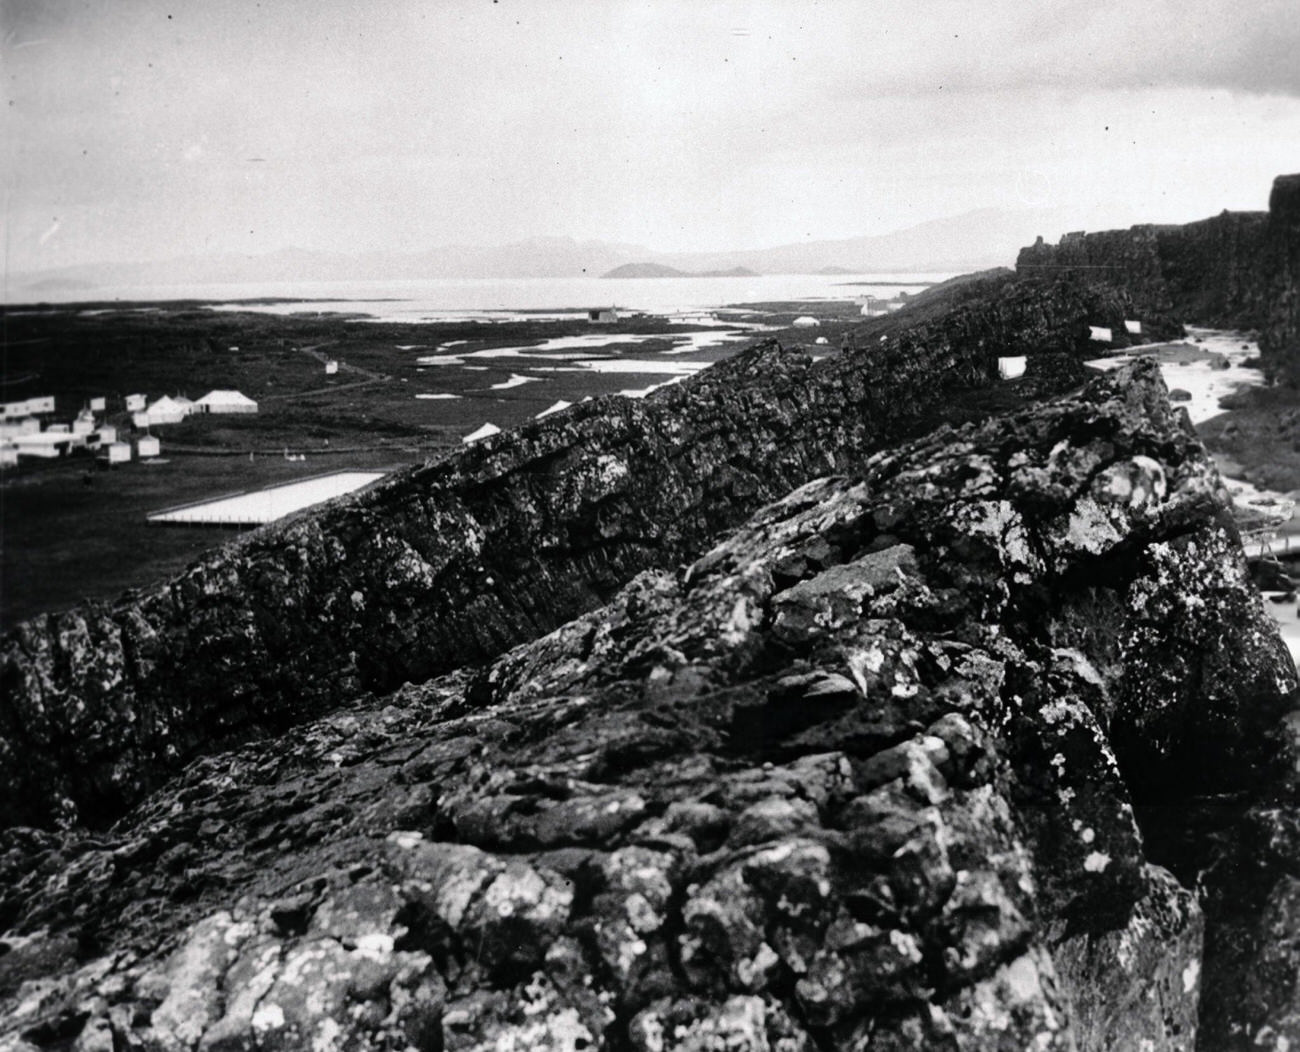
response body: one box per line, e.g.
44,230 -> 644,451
1,362 -> 1295,1052
1260,174 -> 1300,380
1156,211 -> 1273,326
1015,175 -> 1297,364
1017,225 -> 1176,314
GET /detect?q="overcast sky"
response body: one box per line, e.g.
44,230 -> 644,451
5,0 -> 1299,271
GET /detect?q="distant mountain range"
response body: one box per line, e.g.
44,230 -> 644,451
7,205 -> 1136,297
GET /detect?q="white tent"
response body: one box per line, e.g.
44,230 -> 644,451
1089,326 -> 1113,343
196,390 -> 259,414
792,316 -> 820,328
142,395 -> 191,425
462,422 -> 501,445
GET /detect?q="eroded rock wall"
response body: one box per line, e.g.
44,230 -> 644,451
0,337 -> 994,830
2,362 -> 1296,1051
1259,174 -> 1300,381
1015,174 -> 1299,362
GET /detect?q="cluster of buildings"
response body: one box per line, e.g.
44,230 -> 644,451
0,389 -> 259,469
858,295 -> 909,317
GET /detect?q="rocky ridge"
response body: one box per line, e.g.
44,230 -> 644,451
1015,173 -> 1300,383
1,361 -> 1297,1051
1,264 -> 1156,833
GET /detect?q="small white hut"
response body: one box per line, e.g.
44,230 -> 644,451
104,442 -> 132,464
137,435 -> 161,457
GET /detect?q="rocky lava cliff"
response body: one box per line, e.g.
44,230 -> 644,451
2,360 -> 1299,1052
1017,173 -> 1300,383
2,181 -> 1300,1050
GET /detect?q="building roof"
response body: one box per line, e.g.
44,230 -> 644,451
147,395 -> 191,414
196,390 -> 259,408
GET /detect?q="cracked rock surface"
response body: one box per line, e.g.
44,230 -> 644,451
2,360 -> 1297,1051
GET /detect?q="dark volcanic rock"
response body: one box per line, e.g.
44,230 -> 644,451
861,269 -> 1183,365
1259,174 -> 1300,383
0,337 -> 994,830
1,361 -> 1296,1051
1016,172 -> 1300,383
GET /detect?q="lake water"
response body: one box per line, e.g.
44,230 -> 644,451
39,272 -> 948,321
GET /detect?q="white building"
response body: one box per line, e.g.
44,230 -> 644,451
11,432 -> 72,459
587,308 -> 619,324
0,445 -> 18,468
0,418 -> 40,439
196,390 -> 259,414
104,442 -> 132,464
89,397 -> 106,412
97,425 -> 118,444
1,396 -> 55,420
137,435 -> 161,457
125,393 -> 147,413
325,360 -> 339,375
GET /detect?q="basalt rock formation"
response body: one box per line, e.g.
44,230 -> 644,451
0,265 -> 1166,833
1,361 -> 1297,1051
1016,173 -> 1300,382
0,338 -> 991,830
